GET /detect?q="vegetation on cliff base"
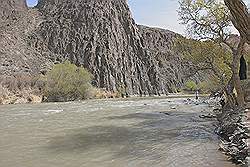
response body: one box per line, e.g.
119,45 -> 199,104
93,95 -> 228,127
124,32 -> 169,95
0,60 -> 129,104
43,61 -> 93,102
0,74 -> 43,104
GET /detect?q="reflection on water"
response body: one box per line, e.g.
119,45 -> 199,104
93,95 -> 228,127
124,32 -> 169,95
0,98 -> 237,167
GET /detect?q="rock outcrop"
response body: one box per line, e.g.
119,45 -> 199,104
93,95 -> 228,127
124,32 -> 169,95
138,25 -> 195,93
0,0 -> 27,22
0,0 -> 200,96
0,0 -> 49,76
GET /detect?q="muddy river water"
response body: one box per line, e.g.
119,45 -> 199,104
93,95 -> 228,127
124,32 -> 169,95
0,98 -> 237,167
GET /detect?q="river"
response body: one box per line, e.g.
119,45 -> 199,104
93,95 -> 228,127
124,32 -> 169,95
0,97 -> 237,167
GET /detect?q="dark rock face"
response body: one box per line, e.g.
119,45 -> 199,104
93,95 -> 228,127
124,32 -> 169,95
0,0 -> 48,76
0,0 -> 198,95
0,0 -> 27,22
138,25 -> 194,93
31,0 -> 161,95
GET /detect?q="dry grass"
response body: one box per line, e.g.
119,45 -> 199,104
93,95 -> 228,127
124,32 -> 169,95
0,74 -> 43,104
94,88 -> 122,99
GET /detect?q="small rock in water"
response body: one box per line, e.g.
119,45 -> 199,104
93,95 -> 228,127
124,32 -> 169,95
199,113 -> 216,119
160,112 -> 170,116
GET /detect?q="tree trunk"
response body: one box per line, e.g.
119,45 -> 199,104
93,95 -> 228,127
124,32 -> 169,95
232,63 -> 245,107
246,62 -> 250,108
224,0 -> 250,44
224,76 -> 236,108
232,38 -> 246,107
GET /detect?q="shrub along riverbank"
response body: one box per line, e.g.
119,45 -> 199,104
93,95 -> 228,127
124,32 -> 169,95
0,60 -> 227,105
0,61 -> 129,105
0,64 -> 226,104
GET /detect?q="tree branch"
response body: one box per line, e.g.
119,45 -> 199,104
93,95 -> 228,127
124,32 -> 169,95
224,0 -> 250,44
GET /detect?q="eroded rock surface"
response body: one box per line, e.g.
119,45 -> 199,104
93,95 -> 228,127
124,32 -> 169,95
1,0 -> 200,95
0,0 -> 50,76
0,0 -> 27,22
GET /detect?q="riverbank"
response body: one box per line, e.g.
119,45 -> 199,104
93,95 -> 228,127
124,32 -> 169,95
0,92 -> 210,105
0,90 -> 42,105
215,106 -> 249,166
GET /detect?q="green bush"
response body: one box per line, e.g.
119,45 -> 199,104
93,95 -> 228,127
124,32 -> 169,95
196,77 -> 224,94
117,84 -> 126,98
44,61 -> 93,102
185,80 -> 198,91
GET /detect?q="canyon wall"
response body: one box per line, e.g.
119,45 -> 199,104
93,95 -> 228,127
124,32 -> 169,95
0,0 -> 197,95
0,0 -> 27,22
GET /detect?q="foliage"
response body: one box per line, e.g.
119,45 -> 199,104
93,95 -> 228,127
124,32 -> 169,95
199,78 -> 224,93
184,78 -> 226,93
93,88 -> 122,99
44,61 -> 93,102
178,0 -> 247,106
0,84 -> 9,99
177,0 -> 234,90
243,50 -> 250,63
117,84 -> 126,97
185,80 -> 198,91
178,0 -> 232,41
0,74 -> 45,104
175,37 -> 232,86
0,74 -> 42,93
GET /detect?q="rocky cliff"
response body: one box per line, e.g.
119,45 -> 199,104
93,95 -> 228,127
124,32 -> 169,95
0,0 -> 27,22
0,0 -> 197,96
138,25 -> 194,93
0,0 -> 49,76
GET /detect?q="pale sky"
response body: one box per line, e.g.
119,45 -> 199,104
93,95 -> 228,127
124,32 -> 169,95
26,0 -> 249,35
128,0 -> 185,34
